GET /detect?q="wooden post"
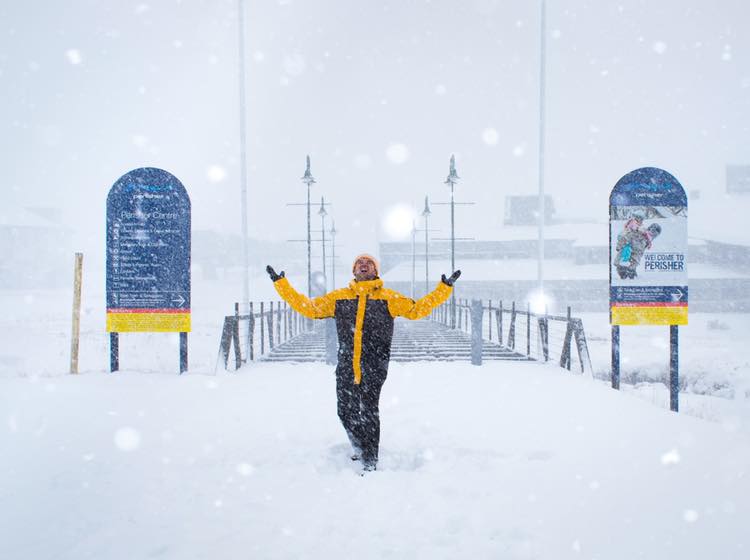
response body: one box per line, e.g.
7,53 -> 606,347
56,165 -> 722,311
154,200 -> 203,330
470,300 -> 483,366
69,253 -> 83,374
565,306 -> 572,370
232,303 -> 241,369
276,303 -> 281,346
498,300 -> 504,346
526,302 -> 531,357
268,301 -> 275,350
249,302 -> 255,361
284,302 -> 288,342
260,301 -> 265,355
488,300 -> 493,341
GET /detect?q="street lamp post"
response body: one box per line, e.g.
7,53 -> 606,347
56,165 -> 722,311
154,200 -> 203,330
318,197 -> 328,292
445,155 -> 460,328
330,220 -> 337,289
421,196 -> 431,296
237,0 -> 250,306
538,0 -> 547,300
411,220 -> 417,299
301,155 -> 316,297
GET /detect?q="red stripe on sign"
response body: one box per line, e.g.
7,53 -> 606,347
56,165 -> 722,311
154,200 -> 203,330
107,308 -> 191,313
611,302 -> 687,308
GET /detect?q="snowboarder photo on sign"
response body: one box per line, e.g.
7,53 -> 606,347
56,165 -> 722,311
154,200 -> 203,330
614,222 -> 662,279
266,254 -> 460,473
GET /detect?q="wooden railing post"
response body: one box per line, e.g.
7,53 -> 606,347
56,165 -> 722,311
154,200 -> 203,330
498,300 -> 504,346
526,302 -> 531,357
276,302 -> 281,347
233,302 -> 242,368
268,301 -> 275,350
470,300 -> 483,366
260,301 -> 265,355
249,302 -> 255,361
488,300 -> 493,341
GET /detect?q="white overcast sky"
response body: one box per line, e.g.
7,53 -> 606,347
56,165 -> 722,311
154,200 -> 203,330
2,0 -> 748,263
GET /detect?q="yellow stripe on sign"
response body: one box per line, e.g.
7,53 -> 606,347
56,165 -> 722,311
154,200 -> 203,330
107,313 -> 192,332
611,306 -> 688,326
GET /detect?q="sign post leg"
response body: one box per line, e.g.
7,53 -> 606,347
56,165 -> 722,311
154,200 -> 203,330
110,332 -> 119,372
611,325 -> 620,389
180,332 -> 188,374
670,325 -> 679,412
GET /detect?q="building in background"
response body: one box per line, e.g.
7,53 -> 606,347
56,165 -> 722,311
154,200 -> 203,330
0,206 -> 73,288
380,196 -> 750,312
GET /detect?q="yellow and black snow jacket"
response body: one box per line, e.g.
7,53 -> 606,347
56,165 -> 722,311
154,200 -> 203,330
273,277 -> 452,384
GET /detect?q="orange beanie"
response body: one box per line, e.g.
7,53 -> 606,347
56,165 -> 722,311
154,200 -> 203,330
352,254 -> 380,275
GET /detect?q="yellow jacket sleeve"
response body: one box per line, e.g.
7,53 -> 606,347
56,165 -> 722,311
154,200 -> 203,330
272,277 -> 336,319
387,281 -> 452,320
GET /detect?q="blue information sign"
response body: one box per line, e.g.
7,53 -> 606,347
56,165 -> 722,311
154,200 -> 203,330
106,168 -> 191,332
609,167 -> 688,326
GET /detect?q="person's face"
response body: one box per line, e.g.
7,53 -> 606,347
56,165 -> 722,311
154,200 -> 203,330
353,257 -> 377,281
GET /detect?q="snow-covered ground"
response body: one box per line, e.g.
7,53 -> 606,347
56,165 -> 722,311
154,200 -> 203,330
2,282 -> 749,559
2,361 -> 749,560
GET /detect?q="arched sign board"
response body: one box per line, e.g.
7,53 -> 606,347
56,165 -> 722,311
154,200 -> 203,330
609,167 -> 688,326
609,167 -> 687,412
106,167 -> 191,372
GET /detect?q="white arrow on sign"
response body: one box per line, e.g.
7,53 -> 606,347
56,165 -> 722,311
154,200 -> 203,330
670,289 -> 684,302
171,295 -> 186,307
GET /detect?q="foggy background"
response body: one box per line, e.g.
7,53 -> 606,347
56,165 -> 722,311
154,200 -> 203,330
2,0 -> 748,288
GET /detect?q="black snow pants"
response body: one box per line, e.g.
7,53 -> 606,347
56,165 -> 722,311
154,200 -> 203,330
336,364 -> 387,467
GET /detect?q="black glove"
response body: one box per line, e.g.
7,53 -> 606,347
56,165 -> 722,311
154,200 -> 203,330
441,270 -> 461,286
266,265 -> 285,282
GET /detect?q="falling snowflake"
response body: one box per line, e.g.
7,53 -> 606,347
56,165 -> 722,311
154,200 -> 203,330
660,449 -> 681,465
385,143 -> 410,164
65,49 -> 82,65
206,165 -> 227,183
652,41 -> 667,55
683,509 -> 699,523
482,128 -> 499,146
114,427 -> 141,452
236,463 -> 255,476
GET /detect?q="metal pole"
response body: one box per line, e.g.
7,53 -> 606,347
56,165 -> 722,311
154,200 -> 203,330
444,156 -> 459,328
411,221 -> 416,299
422,195 -> 431,296
179,332 -> 188,374
537,0 -> 547,298
330,221 -> 336,289
320,197 -> 327,291
450,183 -> 455,275
237,0 -> 250,307
670,325 -> 679,412
611,325 -> 620,389
301,155 -> 315,297
424,208 -> 429,295
307,183 -> 311,297
450,182 -> 456,327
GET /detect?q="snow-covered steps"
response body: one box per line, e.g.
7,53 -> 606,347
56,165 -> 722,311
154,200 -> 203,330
261,319 -> 530,363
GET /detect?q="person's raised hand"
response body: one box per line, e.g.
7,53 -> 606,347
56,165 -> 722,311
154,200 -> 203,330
266,265 -> 285,282
441,270 -> 461,286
